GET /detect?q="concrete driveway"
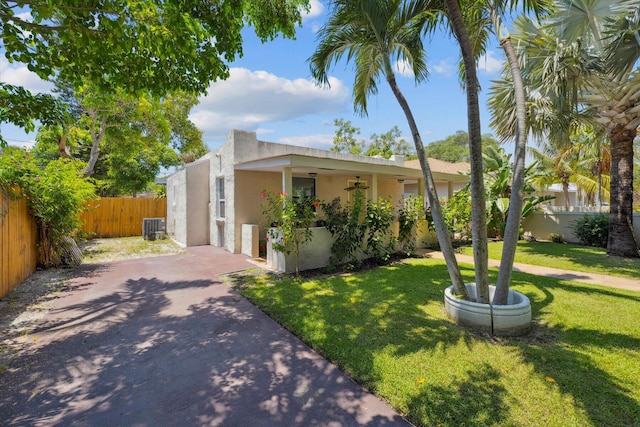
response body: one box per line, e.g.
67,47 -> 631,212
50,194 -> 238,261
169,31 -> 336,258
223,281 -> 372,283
0,246 -> 412,426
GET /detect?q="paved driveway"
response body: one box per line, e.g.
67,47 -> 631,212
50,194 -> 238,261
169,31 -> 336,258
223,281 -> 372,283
0,246 -> 411,426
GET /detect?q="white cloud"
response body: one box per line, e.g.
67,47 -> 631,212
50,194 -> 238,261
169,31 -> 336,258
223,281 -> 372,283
478,50 -> 503,74
9,139 -> 36,150
431,59 -> 456,78
394,59 -> 414,78
191,67 -> 349,138
303,0 -> 324,20
277,133 -> 334,150
0,58 -> 53,94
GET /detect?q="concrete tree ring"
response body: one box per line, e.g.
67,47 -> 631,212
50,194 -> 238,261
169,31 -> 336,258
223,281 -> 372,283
444,283 -> 532,336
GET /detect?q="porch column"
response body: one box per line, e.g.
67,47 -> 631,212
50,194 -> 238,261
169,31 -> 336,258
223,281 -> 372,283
370,173 -> 378,202
448,181 -> 454,201
282,167 -> 293,195
418,178 -> 425,198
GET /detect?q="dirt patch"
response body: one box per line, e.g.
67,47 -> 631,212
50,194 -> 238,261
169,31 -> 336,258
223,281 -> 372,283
79,236 -> 185,263
0,237 -> 185,373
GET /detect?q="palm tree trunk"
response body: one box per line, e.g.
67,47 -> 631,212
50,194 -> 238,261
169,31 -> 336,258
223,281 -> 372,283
494,36 -> 527,305
607,126 -> 639,258
387,75 -> 467,296
444,0 -> 489,303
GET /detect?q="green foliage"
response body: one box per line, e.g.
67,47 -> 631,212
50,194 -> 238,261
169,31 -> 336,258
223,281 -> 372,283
442,188 -> 473,240
0,84 -> 66,147
260,190 -> 318,276
424,131 -> 499,163
34,84 -> 204,196
1,1 -> 308,140
331,118 -> 365,154
331,119 -> 416,159
397,195 -> 425,255
571,213 -> 609,248
0,147 -> 95,267
364,197 -> 396,262
364,126 -> 416,159
321,189 -> 368,268
547,233 -> 565,243
321,190 -> 397,268
483,147 -> 553,238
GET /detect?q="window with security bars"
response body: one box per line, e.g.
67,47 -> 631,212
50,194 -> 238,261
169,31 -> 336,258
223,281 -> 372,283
217,177 -> 225,218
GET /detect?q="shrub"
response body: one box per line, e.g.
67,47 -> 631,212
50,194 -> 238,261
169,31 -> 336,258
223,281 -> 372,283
547,233 -> 564,243
321,189 -> 367,268
365,197 -> 395,263
571,213 -> 609,248
260,190 -> 318,276
442,188 -> 472,240
0,147 -> 95,267
397,195 -> 425,256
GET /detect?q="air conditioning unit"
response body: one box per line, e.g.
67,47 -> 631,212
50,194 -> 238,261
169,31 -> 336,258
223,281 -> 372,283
143,218 -> 166,240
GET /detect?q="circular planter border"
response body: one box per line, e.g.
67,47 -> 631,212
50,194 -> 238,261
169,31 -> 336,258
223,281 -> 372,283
444,283 -> 532,336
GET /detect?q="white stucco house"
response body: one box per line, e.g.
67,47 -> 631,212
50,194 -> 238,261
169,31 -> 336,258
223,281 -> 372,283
166,130 -> 470,272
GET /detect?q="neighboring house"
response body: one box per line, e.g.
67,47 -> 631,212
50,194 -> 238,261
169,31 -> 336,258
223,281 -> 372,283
166,130 -> 470,271
403,158 -> 469,201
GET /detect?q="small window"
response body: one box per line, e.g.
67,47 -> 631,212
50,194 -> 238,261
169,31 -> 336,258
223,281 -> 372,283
292,177 -> 316,201
217,177 -> 225,218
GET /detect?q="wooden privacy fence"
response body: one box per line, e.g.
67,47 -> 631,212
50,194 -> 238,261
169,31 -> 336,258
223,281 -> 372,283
1,190 -> 38,300
80,197 -> 167,238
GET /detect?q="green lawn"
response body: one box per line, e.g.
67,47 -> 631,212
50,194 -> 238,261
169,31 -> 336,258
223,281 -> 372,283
459,240 -> 640,280
240,259 -> 640,427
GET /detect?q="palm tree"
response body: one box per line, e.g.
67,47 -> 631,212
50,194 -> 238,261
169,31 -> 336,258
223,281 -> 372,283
527,127 -> 611,211
443,0 -> 550,304
308,0 -> 469,296
492,0 -> 639,257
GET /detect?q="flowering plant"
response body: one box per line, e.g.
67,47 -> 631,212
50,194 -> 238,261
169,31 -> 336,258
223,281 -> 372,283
260,190 -> 318,276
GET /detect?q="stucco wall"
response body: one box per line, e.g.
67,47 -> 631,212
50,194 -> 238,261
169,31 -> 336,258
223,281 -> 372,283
166,159 -> 210,247
523,211 -> 640,246
167,169 -> 187,245
235,171 -> 281,245
209,137 -> 235,252
185,159 -> 210,246
404,181 -> 465,201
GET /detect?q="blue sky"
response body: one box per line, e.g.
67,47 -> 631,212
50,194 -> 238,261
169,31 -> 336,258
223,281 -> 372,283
1,0 -> 505,152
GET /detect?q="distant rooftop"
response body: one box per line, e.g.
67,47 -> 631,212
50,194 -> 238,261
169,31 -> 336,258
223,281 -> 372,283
404,158 -> 471,175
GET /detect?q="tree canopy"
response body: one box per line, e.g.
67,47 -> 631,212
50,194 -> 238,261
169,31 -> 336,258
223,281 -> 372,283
33,83 -> 206,196
424,131 -> 500,163
1,0 -> 309,144
331,119 -> 417,159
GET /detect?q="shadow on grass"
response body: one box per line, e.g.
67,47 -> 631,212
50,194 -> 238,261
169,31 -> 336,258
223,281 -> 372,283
515,241 -> 640,279
241,258 -> 640,426
407,363 -> 509,426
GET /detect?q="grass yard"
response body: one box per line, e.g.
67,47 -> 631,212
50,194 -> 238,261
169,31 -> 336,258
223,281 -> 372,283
80,236 -> 185,263
459,240 -> 640,280
239,258 -> 640,427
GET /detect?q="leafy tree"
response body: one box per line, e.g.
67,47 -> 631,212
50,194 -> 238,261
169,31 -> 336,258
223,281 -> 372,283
35,84 -> 205,196
310,0 -> 468,295
482,146 -> 554,237
331,120 -> 416,159
0,147 -> 95,267
365,126 -> 417,159
331,118 -> 365,154
528,127 -> 610,211
425,130 -> 499,162
0,0 -> 309,144
490,0 -> 639,258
